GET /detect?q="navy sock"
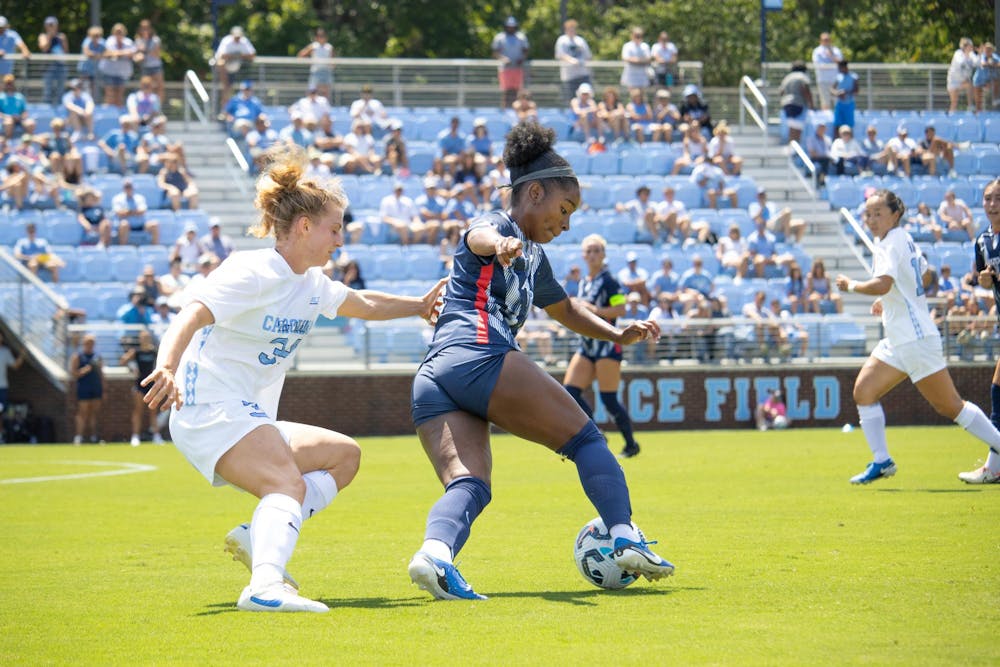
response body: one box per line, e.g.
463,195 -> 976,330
990,384 -> 1000,431
424,476 -> 492,558
557,421 -> 632,528
600,391 -> 636,448
564,385 -> 594,418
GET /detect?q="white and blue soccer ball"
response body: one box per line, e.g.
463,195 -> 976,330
573,517 -> 640,589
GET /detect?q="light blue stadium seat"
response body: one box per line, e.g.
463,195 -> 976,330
359,179 -> 395,210
954,117 -> 983,143
674,182 -> 703,209
175,210 -> 211,236
977,152 -> 1000,174
373,246 -> 407,280
601,218 -> 636,245
562,145 -> 589,176
580,180 -> 615,210
937,245 -> 972,274
79,251 -> 114,282
139,245 -> 170,275
953,152 -> 979,176
917,181 -> 947,208
111,253 -> 144,282
408,150 -> 435,175
828,181 -> 862,210
617,150 -> 650,176
343,244 -> 376,276
404,246 -> 444,280
588,151 -> 619,176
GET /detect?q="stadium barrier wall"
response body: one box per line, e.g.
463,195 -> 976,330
8,363 -> 998,443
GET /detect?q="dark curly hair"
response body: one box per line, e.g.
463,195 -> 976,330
873,188 -> 906,218
503,122 -> 577,206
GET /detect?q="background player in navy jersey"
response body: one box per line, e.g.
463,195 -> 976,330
966,177 -> 1000,483
835,189 -> 1000,484
563,233 -> 641,458
408,123 -> 674,601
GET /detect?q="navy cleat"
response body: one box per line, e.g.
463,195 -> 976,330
612,537 -> 675,581
618,442 -> 640,459
850,459 -> 897,485
407,551 -> 487,601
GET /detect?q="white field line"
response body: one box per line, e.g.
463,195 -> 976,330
0,460 -> 158,484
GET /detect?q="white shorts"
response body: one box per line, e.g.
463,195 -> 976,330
871,335 -> 946,383
169,399 -> 292,486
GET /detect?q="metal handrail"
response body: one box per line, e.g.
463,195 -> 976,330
224,138 -> 252,198
738,75 -> 769,142
838,207 -> 873,274
787,140 -> 817,199
183,69 -> 210,128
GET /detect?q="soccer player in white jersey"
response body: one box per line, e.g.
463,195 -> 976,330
141,145 -> 445,613
834,189 -> 1000,484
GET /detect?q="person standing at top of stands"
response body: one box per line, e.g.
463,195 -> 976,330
406,122 -> 673,602
133,19 -> 165,102
0,17 -> 31,78
99,23 -> 135,108
139,144 -> 446,613
563,233 -> 643,459
811,32 -> 843,111
38,16 -> 68,108
214,26 -> 256,111
620,26 -> 651,92
831,60 -> 858,133
492,16 -> 529,109
651,31 -> 678,88
296,28 -> 335,101
965,177 -> 1000,484
554,19 -> 592,104
834,188 -> 1000,485
778,61 -> 813,145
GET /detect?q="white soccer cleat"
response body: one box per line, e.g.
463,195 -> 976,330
236,583 -> 328,613
224,523 -> 299,590
151,433 -> 164,445
958,465 -> 1000,484
130,434 -> 141,447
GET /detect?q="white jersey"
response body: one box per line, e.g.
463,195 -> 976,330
872,227 -> 936,347
178,248 -> 348,413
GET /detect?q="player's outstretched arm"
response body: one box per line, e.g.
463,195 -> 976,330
340,277 -> 448,322
545,297 -> 660,345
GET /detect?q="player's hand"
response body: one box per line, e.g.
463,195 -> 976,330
494,237 -> 523,268
420,277 -> 449,326
617,319 -> 661,346
141,366 -> 182,412
834,273 -> 851,291
979,268 -> 995,289
870,298 -> 883,316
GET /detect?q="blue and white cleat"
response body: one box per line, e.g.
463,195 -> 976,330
850,459 -> 897,485
236,582 -> 328,613
224,523 -> 299,590
407,551 -> 487,600
612,537 -> 675,581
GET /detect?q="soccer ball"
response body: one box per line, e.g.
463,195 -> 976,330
772,415 -> 789,429
573,517 -> 639,589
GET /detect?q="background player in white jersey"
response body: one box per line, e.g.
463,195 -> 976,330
835,189 -> 1000,484
965,177 -> 1000,483
141,145 -> 444,613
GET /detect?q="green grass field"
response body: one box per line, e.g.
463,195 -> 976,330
2,427 -> 998,666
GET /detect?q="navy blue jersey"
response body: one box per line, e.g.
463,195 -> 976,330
577,267 -> 625,357
429,211 -> 567,356
974,227 -> 1000,322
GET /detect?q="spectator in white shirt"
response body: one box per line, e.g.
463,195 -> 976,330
342,119 -> 381,174
214,26 -> 256,109
349,84 -> 392,138
811,32 -> 844,110
378,181 -> 424,245
830,124 -> 867,175
805,122 -> 832,185
554,19 -> 592,103
620,27 -> 652,90
937,188 -> 976,240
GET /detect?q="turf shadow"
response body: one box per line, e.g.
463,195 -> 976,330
485,586 -> 693,606
875,488 -> 984,494
195,596 -> 426,615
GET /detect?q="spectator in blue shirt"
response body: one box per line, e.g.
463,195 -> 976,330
437,116 -> 465,163
0,74 -> 28,140
224,80 -> 263,131
746,218 -> 778,278
117,286 -> 153,325
467,118 -> 493,158
648,254 -> 680,301
99,114 -> 146,174
13,222 -> 64,282
0,17 -> 31,77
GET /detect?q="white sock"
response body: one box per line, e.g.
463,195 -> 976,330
954,401 -> 1000,455
420,539 -> 453,563
986,450 -> 1000,472
249,493 -> 302,590
858,403 -> 891,463
302,470 -> 338,520
609,523 -> 640,543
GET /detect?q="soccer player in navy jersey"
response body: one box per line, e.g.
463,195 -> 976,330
965,177 -> 1000,483
563,233 -> 642,457
407,123 -> 674,600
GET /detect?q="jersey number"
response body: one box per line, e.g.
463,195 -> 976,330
909,257 -> 925,297
258,337 -> 301,366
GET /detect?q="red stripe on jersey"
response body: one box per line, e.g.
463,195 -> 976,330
475,263 -> 494,343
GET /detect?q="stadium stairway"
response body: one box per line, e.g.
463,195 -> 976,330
729,125 -> 872,320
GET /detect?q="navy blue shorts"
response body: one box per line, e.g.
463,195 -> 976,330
77,386 -> 103,401
411,342 -> 511,426
576,340 -> 623,363
0,387 -> 7,411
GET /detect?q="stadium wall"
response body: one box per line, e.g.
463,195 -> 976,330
9,364 -> 997,442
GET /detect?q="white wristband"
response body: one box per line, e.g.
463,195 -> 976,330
847,280 -> 859,293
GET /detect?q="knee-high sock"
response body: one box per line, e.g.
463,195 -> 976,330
858,403 -> 891,463
302,470 -> 338,520
564,385 -> 594,418
557,421 -> 631,528
424,476 -> 492,560
249,493 -> 302,589
600,391 -> 636,448
954,401 -> 1000,457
